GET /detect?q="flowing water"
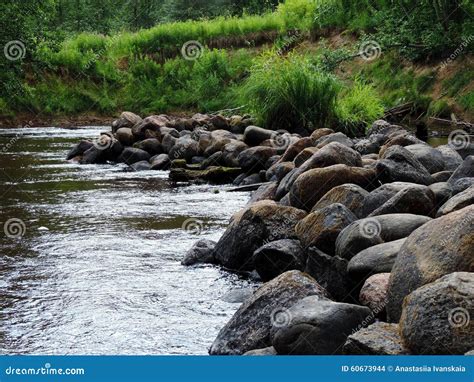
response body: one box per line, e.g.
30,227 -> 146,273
0,126 -> 257,355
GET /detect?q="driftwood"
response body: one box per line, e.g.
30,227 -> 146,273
384,102 -> 415,119
429,117 -> 473,132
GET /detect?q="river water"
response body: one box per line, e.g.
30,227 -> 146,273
0,126 -> 257,355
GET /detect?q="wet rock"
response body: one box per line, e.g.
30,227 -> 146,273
400,272 -> 474,354
347,238 -> 406,278
221,140 -> 249,168
343,322 -> 408,355
248,182 -> 278,205
243,347 -> 277,356
112,111 -> 142,132
386,205 -> 474,322
289,164 -> 377,211
243,126 -> 274,146
238,146 -> 277,172
181,239 -> 217,266
115,127 -> 135,146
209,270 -> 330,355
379,133 -> 424,156
130,160 -> 151,171
437,185 -> 474,217
366,120 -> 403,138
448,156 -> 474,185
117,147 -> 151,165
240,173 -> 263,186
161,133 -> 177,154
436,144 -> 463,171
299,142 -> 362,172
311,184 -> 369,218
278,137 -> 314,163
150,154 -> 171,170
133,138 -> 163,155
253,239 -> 306,281
199,151 -> 223,169
405,143 -> 445,174
132,115 -> 168,139
295,203 -> 357,255
66,140 -> 93,160
169,166 -> 242,184
304,248 -> 351,302
271,297 -> 372,355
354,134 -> 386,155
376,145 -> 433,185
367,186 -> 436,217
213,201 -> 307,271
359,273 -> 390,313
335,214 -> 431,260
452,177 -> 474,194
80,145 -> 107,164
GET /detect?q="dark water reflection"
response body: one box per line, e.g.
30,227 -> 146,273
0,126 -> 256,355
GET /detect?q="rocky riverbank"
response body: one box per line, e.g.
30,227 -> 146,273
67,112 -> 474,356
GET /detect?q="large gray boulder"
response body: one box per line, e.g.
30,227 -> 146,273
169,136 -> 199,162
243,126 -> 274,146
238,146 -> 277,172
253,239 -> 306,282
311,184 -> 369,218
405,143 -> 445,174
386,205 -> 474,322
436,144 -> 463,171
117,147 -> 150,165
213,201 -> 307,271
271,297 -> 372,354
209,271 -> 330,355
448,156 -> 474,185
335,214 -> 431,260
400,272 -> 474,354
436,185 -> 474,217
181,239 -> 217,266
347,238 -> 406,278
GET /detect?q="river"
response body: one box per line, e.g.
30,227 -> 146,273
0,126 -> 257,355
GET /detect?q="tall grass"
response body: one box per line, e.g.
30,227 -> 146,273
241,53 -> 340,132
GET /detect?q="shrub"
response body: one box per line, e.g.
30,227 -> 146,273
241,52 -> 340,132
277,0 -> 317,30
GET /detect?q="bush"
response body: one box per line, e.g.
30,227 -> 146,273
336,80 -> 384,134
277,0 -> 317,30
241,53 -> 340,132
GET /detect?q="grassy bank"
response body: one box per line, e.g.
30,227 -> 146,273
2,0 -> 473,129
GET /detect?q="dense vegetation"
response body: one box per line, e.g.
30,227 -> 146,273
1,0 -> 473,130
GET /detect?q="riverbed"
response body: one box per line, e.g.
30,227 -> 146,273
0,126 -> 257,355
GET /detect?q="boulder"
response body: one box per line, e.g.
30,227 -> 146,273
278,137 -> 314,163
247,182 -> 278,205
452,177 -> 474,194
133,138 -> 163,155
131,115 -> 168,139
213,201 -> 307,271
360,182 -> 429,217
117,147 -> 151,165
405,143 -> 445,174
130,160 -> 151,171
400,272 -> 474,354
289,164 -> 377,211
429,182 -> 453,210
448,156 -> 474,185
161,133 -> 177,154
293,147 -> 318,167
437,185 -> 474,217
181,239 -> 217,266
266,162 -> 295,182
310,128 -> 334,142
209,270 -> 330,355
379,133 -> 424,156
343,322 -> 408,355
436,144 -> 463,171
347,238 -> 406,278
367,186 -> 436,217
150,154 -> 171,170
111,111 -> 142,132
221,140 -> 249,168
115,127 -> 135,146
314,132 -> 354,149
376,145 -> 433,185
66,140 -> 93,160
238,146 -> 277,172
295,203 -> 357,255
366,120 -> 403,138
304,248 -> 352,302
311,184 -> 369,218
359,273 -> 390,313
386,205 -> 474,322
169,136 -> 200,162
243,126 -> 274,146
354,134 -> 386,155
271,297 -> 372,355
240,173 -> 263,186
253,239 -> 306,282
169,166 -> 242,184
335,214 -> 431,260
432,170 -> 453,183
